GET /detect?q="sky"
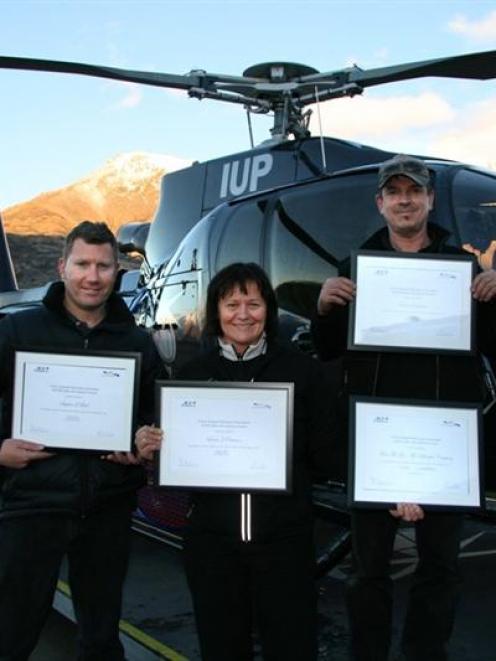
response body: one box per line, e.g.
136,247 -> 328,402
1,0 -> 496,208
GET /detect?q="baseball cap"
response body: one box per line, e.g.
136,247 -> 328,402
378,154 -> 431,189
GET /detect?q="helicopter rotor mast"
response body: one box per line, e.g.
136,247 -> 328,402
0,50 -> 495,143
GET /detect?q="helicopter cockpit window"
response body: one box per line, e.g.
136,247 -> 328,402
451,169 -> 496,270
214,201 -> 265,272
267,174 -> 383,320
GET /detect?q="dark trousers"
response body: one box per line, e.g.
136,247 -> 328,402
0,507 -> 133,661
184,529 -> 318,661
347,509 -> 463,661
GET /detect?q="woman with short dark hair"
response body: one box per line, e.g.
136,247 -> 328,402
137,262 -> 334,660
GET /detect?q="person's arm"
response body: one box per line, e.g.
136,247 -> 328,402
0,317 -> 54,469
135,425 -> 163,462
311,276 -> 355,361
472,269 -> 496,303
0,439 -> 53,469
0,315 -> 13,401
303,357 -> 337,480
472,270 -> 496,358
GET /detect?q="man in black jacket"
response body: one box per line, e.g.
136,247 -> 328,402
0,221 -> 164,660
312,155 -> 496,661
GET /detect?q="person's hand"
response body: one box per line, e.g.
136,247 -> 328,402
0,439 -> 54,469
135,425 -> 163,461
389,503 -> 425,522
463,242 -> 496,271
317,277 -> 356,315
472,270 -> 496,302
101,451 -> 141,465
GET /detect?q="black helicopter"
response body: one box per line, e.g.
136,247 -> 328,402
1,51 -> 496,543
1,50 -> 496,347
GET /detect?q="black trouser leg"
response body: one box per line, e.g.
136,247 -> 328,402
68,507 -> 133,661
0,515 -> 68,661
401,513 -> 463,661
346,509 -> 398,661
252,533 -> 318,661
184,531 -> 253,661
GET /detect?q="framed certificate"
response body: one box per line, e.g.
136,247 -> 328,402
349,397 -> 483,510
12,348 -> 141,452
348,251 -> 476,354
155,381 -> 294,492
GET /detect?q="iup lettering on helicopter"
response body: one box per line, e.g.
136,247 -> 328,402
219,153 -> 274,199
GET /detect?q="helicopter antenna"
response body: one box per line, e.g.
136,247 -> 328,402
245,106 -> 255,148
315,85 -> 327,173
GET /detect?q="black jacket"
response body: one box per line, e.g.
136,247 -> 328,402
177,341 -> 335,542
0,281 -> 165,517
312,224 -> 496,403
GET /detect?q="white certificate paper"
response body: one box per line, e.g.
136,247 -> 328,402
350,399 -> 482,509
350,252 -> 475,353
157,382 -> 293,491
13,350 -> 139,451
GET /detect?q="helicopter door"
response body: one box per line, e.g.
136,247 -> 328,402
265,172 -> 383,331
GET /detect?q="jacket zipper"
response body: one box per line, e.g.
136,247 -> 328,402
214,357 -> 271,544
240,375 -> 256,542
80,332 -> 90,515
241,492 -> 252,542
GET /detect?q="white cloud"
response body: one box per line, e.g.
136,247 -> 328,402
308,90 -> 496,171
164,88 -> 189,99
115,82 -> 143,109
448,10 -> 496,41
430,98 -> 496,169
102,80 -> 143,110
309,92 -> 455,141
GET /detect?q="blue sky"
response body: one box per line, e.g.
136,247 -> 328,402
1,0 -> 496,207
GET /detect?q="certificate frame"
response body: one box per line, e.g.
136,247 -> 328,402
155,380 -> 294,492
348,396 -> 483,511
348,250 -> 476,354
12,347 -> 141,452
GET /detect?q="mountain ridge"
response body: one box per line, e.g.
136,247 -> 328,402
3,152 -> 190,287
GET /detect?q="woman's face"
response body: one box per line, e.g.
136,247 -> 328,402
218,281 -> 267,354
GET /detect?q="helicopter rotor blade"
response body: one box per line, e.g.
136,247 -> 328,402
0,55 -> 258,93
0,55 -> 202,89
300,50 -> 496,93
1,50 -> 495,141
351,49 -> 496,87
218,49 -> 496,108
3,50 -> 494,103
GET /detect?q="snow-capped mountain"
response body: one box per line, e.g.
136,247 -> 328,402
3,152 -> 191,236
3,152 -> 191,287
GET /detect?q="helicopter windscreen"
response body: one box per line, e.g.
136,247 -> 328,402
266,172 -> 383,320
451,169 -> 496,270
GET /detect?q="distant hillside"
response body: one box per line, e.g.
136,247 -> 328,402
3,152 -> 190,287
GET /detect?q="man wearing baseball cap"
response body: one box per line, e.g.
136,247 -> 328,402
312,154 -> 496,660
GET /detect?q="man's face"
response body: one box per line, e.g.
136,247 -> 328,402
376,175 -> 434,239
58,239 -> 118,318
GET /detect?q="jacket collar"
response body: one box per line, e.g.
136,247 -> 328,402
42,281 -> 135,330
362,222 -> 451,253
217,333 -> 268,361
